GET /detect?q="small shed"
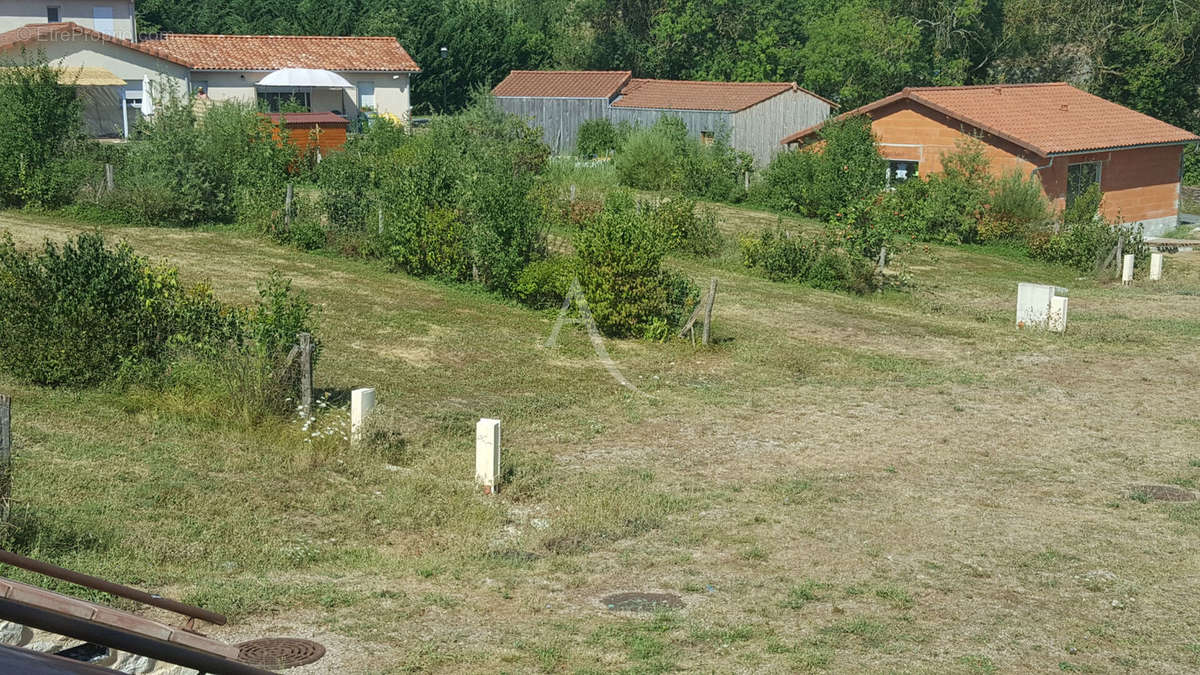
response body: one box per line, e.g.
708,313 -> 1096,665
492,70 -> 834,166
261,112 -> 349,155
608,79 -> 834,167
493,70 -> 631,153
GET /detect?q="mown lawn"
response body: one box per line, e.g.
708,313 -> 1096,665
1,206 -> 1199,673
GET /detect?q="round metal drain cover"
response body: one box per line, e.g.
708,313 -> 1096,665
602,592 -> 684,612
1131,484 -> 1197,502
237,638 -> 326,669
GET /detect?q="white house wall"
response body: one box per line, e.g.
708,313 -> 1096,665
196,71 -> 410,118
1,1 -> 137,39
732,90 -> 832,166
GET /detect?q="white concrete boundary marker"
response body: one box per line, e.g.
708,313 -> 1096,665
1048,296 -> 1068,333
476,418 -> 501,495
1122,254 -> 1135,286
350,388 -> 376,445
1150,252 -> 1163,281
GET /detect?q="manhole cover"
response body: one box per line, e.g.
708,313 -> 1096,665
602,592 -> 684,612
237,638 -> 326,669
1130,484 -> 1197,502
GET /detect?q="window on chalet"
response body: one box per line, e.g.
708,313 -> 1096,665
46,6 -> 61,23
1066,161 -> 1102,208
257,91 -> 311,113
887,160 -> 918,185
700,131 -> 714,146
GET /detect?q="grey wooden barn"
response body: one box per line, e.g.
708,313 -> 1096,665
493,70 -> 835,166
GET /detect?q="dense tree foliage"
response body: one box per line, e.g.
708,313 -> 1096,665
137,0 -> 1200,134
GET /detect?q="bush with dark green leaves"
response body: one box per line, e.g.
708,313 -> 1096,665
0,60 -> 87,208
576,118 -> 629,157
513,256 -> 579,309
376,94 -> 550,294
754,115 -> 885,219
0,231 -> 315,388
574,191 -> 699,338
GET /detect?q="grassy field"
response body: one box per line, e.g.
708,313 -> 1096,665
2,203 -> 1200,673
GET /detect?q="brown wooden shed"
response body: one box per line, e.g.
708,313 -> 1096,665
261,112 -> 349,155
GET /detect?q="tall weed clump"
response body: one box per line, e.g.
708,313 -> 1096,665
0,60 -> 86,208
740,225 -> 879,294
615,116 -> 752,202
574,191 -> 699,339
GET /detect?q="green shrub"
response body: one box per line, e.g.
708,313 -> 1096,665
377,94 -> 550,294
648,196 -> 722,256
514,256 -> 579,308
740,225 -> 879,294
317,150 -> 371,233
750,148 -> 818,212
1027,184 -> 1148,273
574,192 -> 699,338
0,232 -> 315,388
754,115 -> 885,219
615,116 -> 751,202
577,118 -> 619,157
980,170 -> 1052,242
0,60 -> 86,208
0,231 -> 188,386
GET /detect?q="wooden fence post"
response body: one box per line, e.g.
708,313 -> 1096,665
0,394 -> 11,526
1114,238 -> 1124,278
702,278 -> 717,345
284,182 -> 294,232
104,163 -> 114,193
877,246 -> 888,270
298,332 -> 313,418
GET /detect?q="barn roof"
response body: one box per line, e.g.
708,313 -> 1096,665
612,78 -> 832,112
781,83 -> 1199,156
147,33 -> 420,72
492,70 -> 632,99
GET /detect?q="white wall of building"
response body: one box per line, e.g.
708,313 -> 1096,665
195,70 -> 410,119
1,1 -> 137,40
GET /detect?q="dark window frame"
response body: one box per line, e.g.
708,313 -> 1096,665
1066,161 -> 1102,208
887,159 -> 918,185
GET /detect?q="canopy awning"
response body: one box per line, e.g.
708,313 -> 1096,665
0,66 -> 125,86
256,68 -> 353,89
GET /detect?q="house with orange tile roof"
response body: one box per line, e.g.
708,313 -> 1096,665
781,83 -> 1200,236
493,70 -> 834,166
0,9 -> 419,138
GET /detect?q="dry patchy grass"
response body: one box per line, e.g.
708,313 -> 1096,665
1,208 -> 1199,673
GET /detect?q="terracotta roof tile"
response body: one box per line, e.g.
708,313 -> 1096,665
147,33 -> 420,72
493,70 -> 631,99
782,83 -> 1199,155
612,78 -> 833,112
0,22 -> 190,67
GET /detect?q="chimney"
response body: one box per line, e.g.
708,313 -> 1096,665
994,87 -> 1002,95
1060,104 -> 1069,112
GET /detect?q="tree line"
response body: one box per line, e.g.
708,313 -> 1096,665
135,0 -> 1200,133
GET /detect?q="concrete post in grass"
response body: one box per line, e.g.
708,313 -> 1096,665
1048,296 -> 1069,333
1122,254 -> 1135,286
877,246 -> 887,270
475,418 -> 501,495
104,163 -> 114,193
569,184 -> 577,203
1150,252 -> 1163,281
1017,283 -> 1068,331
350,388 -> 376,445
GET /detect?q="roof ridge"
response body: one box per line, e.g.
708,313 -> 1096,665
630,78 -> 794,87
904,82 -> 1069,92
158,33 -> 397,40
506,69 -> 631,74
